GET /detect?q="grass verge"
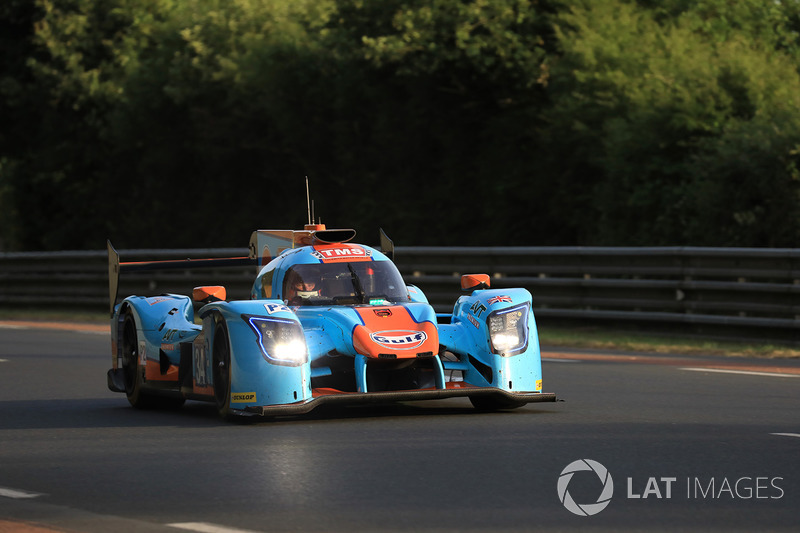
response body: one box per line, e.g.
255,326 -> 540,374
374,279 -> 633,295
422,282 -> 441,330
0,309 -> 108,323
540,326 -> 800,359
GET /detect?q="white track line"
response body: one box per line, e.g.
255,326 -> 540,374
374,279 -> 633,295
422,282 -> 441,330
168,523 -> 262,533
680,367 -> 799,378
771,433 -> 800,439
541,358 -> 581,363
0,359 -> 7,363
0,486 -> 44,499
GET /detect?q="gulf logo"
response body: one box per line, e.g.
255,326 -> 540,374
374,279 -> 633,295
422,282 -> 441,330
370,330 -> 428,350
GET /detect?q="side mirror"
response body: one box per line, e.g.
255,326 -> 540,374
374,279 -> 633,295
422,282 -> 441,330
461,274 -> 491,291
193,286 -> 227,304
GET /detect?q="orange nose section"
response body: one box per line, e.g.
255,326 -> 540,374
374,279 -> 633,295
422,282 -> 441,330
352,307 -> 439,359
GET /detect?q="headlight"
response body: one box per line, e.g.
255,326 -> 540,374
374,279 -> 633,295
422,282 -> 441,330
487,303 -> 530,356
245,315 -> 308,366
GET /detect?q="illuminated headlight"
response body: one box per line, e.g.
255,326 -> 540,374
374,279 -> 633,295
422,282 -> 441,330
487,303 -> 530,356
245,315 -> 308,366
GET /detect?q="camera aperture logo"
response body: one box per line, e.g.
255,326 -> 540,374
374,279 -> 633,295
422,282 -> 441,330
558,459 -> 786,517
557,459 -> 614,516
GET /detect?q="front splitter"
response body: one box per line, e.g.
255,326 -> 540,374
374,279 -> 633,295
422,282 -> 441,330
241,387 -> 557,416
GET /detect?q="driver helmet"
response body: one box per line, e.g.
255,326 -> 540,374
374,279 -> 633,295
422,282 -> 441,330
286,267 -> 320,302
294,278 -> 318,299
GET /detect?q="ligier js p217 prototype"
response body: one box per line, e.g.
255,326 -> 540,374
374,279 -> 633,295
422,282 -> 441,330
107,225 -> 556,419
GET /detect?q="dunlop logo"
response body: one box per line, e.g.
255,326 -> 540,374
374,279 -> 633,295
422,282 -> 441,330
231,392 -> 257,403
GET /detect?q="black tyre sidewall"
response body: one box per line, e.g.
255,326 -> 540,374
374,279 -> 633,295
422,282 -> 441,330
213,321 -> 233,419
122,313 -> 153,408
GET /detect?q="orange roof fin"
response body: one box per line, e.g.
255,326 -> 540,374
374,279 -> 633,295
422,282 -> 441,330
192,286 -> 227,303
461,274 -> 491,291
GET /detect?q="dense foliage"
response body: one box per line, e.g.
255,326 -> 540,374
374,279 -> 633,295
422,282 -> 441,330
1,0 -> 799,250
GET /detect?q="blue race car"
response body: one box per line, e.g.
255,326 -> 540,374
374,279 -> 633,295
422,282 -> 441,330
106,225 -> 556,419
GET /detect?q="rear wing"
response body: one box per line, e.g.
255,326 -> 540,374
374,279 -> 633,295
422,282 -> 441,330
248,227 -> 394,268
248,227 -> 357,269
107,241 -> 254,317
108,228 -> 395,316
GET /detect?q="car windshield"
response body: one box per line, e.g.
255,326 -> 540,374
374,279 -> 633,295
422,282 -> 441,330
283,261 -> 409,306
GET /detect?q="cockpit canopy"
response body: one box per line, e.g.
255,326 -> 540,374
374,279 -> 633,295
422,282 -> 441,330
282,260 -> 409,306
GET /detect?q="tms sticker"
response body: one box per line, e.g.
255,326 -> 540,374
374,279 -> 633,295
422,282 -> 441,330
370,330 -> 428,350
312,246 -> 371,262
231,392 -> 257,403
467,314 -> 480,329
264,303 -> 291,314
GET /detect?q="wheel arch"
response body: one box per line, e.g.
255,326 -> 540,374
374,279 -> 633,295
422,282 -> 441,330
199,301 -> 313,413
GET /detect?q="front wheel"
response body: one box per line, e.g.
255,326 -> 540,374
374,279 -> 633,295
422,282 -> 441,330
213,321 -> 234,420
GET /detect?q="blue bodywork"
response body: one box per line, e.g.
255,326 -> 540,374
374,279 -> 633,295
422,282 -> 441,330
107,230 -> 556,418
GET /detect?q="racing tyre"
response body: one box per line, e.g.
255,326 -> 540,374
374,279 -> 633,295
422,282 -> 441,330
469,395 -> 527,411
121,313 -> 185,410
213,321 -> 234,420
121,313 -> 156,409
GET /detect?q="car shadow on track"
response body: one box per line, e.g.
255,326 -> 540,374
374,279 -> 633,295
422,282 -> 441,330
0,397 -> 560,430
242,400 -> 561,426
0,398 -> 225,430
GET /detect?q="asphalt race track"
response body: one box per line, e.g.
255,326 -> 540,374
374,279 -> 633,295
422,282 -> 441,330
1,323 -> 798,532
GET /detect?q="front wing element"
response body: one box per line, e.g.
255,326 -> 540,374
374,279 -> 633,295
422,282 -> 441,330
241,388 -> 557,417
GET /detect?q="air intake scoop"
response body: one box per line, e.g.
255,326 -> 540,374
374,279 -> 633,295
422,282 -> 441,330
312,229 -> 357,244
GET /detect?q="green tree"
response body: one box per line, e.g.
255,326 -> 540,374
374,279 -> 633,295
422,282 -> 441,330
544,0 -> 800,246
3,0 -> 799,251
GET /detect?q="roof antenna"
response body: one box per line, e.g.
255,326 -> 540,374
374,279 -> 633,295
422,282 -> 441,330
305,176 -> 312,226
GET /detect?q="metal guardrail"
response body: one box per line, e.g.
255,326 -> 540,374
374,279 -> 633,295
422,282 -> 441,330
395,247 -> 800,344
1,246 -> 798,344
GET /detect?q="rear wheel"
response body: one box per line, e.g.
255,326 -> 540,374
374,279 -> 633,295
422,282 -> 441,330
213,321 -> 234,420
121,314 -> 155,409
